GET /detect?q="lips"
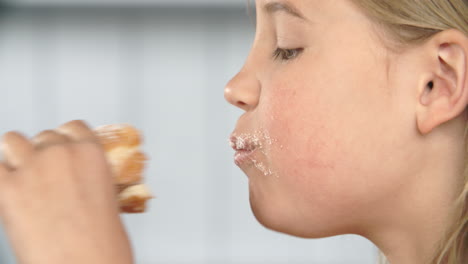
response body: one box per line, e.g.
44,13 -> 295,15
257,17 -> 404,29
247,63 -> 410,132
230,135 -> 258,166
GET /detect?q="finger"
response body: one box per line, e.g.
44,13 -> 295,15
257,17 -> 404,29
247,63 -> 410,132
0,163 -> 11,209
0,161 -> 14,172
0,162 -> 11,186
32,130 -> 71,150
0,162 -> 10,177
56,120 -> 99,143
1,131 -> 35,168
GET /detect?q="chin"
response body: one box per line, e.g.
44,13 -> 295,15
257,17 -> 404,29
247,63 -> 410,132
248,193 -> 334,239
248,186 -> 352,239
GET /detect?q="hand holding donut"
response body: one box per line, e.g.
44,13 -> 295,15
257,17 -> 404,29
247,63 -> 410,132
0,120 -> 148,264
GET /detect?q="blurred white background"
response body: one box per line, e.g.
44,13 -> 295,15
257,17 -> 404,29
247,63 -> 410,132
0,0 -> 378,263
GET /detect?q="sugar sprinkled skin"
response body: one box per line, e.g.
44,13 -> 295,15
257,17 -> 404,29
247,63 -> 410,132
231,128 -> 278,177
236,136 -> 247,150
252,160 -> 271,176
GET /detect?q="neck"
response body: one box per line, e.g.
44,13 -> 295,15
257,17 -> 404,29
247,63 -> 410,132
364,137 -> 464,264
359,113 -> 468,264
369,178 -> 460,264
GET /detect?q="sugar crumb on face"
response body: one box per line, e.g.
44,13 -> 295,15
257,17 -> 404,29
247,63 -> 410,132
230,128 -> 279,177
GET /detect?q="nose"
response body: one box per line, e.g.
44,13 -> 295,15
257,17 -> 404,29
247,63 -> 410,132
224,68 -> 260,112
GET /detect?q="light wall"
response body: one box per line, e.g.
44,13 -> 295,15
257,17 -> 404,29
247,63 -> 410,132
0,7 -> 378,264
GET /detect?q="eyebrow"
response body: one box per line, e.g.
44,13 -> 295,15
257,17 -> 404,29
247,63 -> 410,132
264,1 -> 307,20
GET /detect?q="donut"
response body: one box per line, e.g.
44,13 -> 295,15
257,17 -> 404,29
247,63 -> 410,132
94,124 -> 152,213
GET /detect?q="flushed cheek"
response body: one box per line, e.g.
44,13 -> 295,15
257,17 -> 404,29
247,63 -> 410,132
269,121 -> 341,201
254,110 -> 353,235
258,88 -> 355,199
261,89 -> 337,177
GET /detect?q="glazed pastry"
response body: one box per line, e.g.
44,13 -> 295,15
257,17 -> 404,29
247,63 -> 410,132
94,124 -> 152,213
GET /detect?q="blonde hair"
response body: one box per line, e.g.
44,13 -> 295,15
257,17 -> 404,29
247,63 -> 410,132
348,0 -> 468,263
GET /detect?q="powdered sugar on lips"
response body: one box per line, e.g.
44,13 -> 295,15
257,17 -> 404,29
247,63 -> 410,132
229,129 -> 276,177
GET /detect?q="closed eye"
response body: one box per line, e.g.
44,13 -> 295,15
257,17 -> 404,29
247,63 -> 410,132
273,47 -> 304,61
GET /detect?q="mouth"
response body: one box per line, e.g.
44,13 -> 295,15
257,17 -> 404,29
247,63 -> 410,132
229,135 -> 259,166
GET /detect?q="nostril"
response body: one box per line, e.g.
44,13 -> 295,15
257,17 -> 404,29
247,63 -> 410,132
237,101 -> 247,107
224,71 -> 260,111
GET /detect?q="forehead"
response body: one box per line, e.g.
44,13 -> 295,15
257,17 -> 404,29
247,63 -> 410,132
254,0 -> 385,44
257,0 -> 311,16
262,0 -> 307,19
256,0 -> 367,22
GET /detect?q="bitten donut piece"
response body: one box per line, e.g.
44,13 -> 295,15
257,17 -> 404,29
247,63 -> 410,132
118,184 -> 153,213
94,124 -> 141,152
107,146 -> 147,185
95,124 -> 147,185
94,124 -> 152,213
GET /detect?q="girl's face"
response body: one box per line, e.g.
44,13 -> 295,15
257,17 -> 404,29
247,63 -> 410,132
225,0 -> 425,237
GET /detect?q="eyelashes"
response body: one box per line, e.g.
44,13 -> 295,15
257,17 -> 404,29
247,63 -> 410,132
272,47 -> 304,61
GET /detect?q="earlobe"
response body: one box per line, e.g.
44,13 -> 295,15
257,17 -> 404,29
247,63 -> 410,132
416,30 -> 468,135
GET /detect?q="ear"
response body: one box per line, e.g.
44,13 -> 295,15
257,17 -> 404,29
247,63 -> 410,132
416,29 -> 468,135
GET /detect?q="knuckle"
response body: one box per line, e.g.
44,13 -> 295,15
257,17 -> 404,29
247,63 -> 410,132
2,131 -> 20,138
1,131 -> 23,145
32,130 -> 56,142
32,130 -> 68,148
57,120 -> 98,143
60,120 -> 91,131
34,129 -> 56,138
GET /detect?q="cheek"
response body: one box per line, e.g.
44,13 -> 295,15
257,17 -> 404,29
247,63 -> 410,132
268,102 -> 336,175
260,70 -> 345,178
259,83 -> 344,196
255,58 -> 410,231
254,87 -> 358,235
